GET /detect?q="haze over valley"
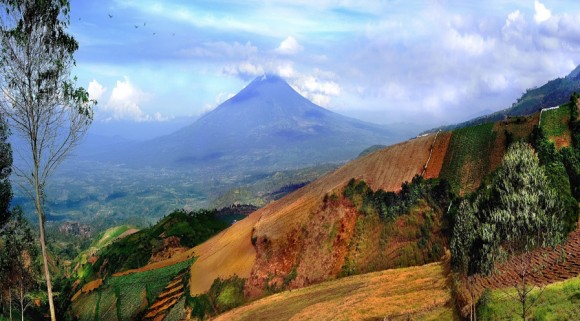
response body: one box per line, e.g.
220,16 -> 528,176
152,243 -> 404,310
2,1 -> 580,321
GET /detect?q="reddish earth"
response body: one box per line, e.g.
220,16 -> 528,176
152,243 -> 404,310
424,132 -> 452,179
108,133 -> 451,300
148,236 -> 189,264
246,134 -> 447,297
71,278 -> 103,302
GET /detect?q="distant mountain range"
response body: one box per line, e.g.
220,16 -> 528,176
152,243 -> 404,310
427,64 -> 580,132
91,75 -> 401,173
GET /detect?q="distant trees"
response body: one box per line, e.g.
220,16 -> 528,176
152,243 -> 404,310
0,1 -> 95,319
451,142 -> 566,320
0,209 -> 40,321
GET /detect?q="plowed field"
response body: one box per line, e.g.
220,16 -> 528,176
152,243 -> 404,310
457,228 -> 580,315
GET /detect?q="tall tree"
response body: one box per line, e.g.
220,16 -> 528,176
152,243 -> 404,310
0,1 -> 94,319
0,102 -> 13,319
451,142 -> 565,320
0,115 -> 11,229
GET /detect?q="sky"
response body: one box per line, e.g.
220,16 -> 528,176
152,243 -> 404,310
70,0 -> 580,131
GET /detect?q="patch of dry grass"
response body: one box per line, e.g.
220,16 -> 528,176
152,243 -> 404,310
214,262 -> 456,321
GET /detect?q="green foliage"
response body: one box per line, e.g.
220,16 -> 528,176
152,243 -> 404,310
451,142 -> 566,275
0,116 -> 11,229
477,276 -> 580,321
75,258 -> 193,321
341,177 -> 452,274
530,124 -> 579,232
440,122 -> 496,192
185,275 -> 246,320
187,294 -> 213,321
540,104 -> 570,137
569,93 -> 580,150
284,266 -> 298,286
343,176 -> 451,223
82,209 -> 228,281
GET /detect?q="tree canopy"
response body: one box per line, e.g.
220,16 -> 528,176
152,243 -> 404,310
451,142 -> 566,275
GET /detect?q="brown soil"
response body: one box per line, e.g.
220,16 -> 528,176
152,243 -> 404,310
117,228 -> 139,239
148,236 -> 188,264
71,278 -> 103,302
214,262 -> 453,321
189,209 -> 261,295
116,134 -> 444,301
553,135 -> 572,149
424,132 -> 452,179
246,134 -> 438,297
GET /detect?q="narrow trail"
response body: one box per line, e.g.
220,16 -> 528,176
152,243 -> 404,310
421,130 -> 441,177
539,105 -> 560,126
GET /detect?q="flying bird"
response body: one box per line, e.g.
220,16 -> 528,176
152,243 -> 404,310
134,25 -> 139,29
144,22 -> 147,26
108,14 -> 113,18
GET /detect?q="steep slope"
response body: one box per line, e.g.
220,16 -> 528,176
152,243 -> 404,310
115,75 -> 397,172
187,132 -> 450,297
214,262 -> 455,321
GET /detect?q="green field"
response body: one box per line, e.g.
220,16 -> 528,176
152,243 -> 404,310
440,122 -> 496,193
72,258 -> 194,321
478,277 -> 580,321
540,105 -> 572,149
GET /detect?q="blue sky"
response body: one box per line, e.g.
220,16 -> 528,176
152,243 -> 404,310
70,0 -> 580,128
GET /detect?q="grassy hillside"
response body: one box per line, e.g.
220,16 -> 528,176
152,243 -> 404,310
478,276 -> 580,320
428,64 -> 580,133
439,122 -> 496,194
75,209 -> 228,287
214,262 -> 457,321
540,104 -> 573,149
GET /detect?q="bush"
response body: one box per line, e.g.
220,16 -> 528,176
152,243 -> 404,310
186,275 -> 247,319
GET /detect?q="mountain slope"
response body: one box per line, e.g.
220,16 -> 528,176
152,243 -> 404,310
118,75 -> 397,172
430,64 -> 580,132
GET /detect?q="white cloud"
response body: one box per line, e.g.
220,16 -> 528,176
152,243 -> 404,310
534,0 -> 551,23
87,80 -> 106,101
223,62 -> 265,79
290,75 -> 341,107
445,28 -> 495,55
502,10 -> 526,41
275,36 -> 303,55
103,77 -> 163,122
178,41 -> 258,59
276,63 -> 295,78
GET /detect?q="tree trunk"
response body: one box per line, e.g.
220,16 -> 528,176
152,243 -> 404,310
19,281 -> 24,321
9,288 -> 12,321
34,177 -> 56,321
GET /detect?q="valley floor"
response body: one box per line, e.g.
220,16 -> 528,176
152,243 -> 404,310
213,261 -> 457,321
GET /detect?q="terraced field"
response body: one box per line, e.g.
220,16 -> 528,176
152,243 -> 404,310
214,262 -> 456,321
456,228 -> 580,314
71,258 -> 193,321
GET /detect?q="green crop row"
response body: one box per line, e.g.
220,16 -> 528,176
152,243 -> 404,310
541,104 -> 571,137
440,122 -> 496,193
75,258 -> 194,321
